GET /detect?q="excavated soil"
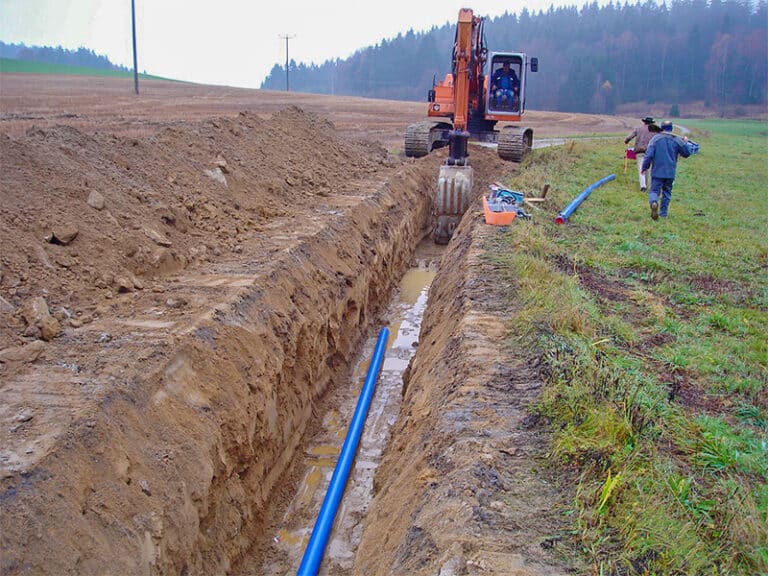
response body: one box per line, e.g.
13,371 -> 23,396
0,75 -> 635,575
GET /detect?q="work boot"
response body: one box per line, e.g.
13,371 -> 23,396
650,201 -> 659,220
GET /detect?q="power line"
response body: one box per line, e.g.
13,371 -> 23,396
279,34 -> 295,91
131,0 -> 139,94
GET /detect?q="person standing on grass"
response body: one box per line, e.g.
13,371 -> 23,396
641,120 -> 691,220
624,116 -> 657,192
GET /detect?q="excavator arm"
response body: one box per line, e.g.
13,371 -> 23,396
447,9 -> 486,164
431,10 -> 482,244
451,8 -> 474,134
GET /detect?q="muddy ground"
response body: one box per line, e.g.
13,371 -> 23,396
0,75 -> 636,575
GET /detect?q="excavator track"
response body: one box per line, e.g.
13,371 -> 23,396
498,125 -> 533,162
404,122 -> 449,158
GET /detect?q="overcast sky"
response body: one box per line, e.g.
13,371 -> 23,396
1,0 -> 592,89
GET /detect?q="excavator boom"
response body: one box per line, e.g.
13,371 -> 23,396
452,8 -> 474,133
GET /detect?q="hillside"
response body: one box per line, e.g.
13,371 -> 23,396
0,41 -> 126,72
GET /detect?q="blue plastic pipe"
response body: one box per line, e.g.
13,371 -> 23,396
554,173 -> 616,224
297,326 -> 390,576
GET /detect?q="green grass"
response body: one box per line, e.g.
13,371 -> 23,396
0,57 -> 171,81
487,119 -> 768,574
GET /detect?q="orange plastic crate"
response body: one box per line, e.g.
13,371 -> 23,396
483,195 -> 517,226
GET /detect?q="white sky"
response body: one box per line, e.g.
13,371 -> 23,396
1,0 -> 585,89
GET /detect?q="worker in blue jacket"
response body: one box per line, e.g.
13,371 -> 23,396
491,61 -> 520,110
641,120 -> 691,220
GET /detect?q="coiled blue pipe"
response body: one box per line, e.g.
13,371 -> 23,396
297,326 -> 390,576
555,173 -> 616,224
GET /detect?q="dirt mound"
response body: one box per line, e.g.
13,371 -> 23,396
0,106 -> 392,352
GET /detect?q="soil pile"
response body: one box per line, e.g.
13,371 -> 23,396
0,106 -> 392,352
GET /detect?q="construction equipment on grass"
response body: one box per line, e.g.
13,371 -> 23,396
405,7 -> 538,243
483,185 -> 531,226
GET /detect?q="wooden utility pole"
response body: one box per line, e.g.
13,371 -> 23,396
131,0 -> 139,94
279,34 -> 294,91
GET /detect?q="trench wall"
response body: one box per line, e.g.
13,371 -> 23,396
0,164 -> 436,575
353,208 -> 571,576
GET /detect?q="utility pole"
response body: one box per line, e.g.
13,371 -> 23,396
131,0 -> 139,94
279,34 -> 294,91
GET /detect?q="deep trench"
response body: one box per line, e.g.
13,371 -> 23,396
241,144 -> 561,576
234,151 -> 517,575
190,156 -> 446,576
216,164 -> 443,576
214,151 -> 520,575
0,151 -> 442,576
244,238 -> 443,575
2,140 -> 537,576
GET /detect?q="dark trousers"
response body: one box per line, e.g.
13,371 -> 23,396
648,177 -> 675,217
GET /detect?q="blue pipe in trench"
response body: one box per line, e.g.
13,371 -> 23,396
554,173 -> 616,224
297,326 -> 390,576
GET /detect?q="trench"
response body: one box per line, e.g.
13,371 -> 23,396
244,239 -> 442,575
2,134 -> 528,575
226,150 -> 565,576
0,91 -> 632,575
233,150 -> 516,575
0,148 -> 442,576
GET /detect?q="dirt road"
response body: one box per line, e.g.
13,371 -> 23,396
0,75 -> 634,575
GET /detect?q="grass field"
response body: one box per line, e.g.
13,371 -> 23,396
0,57 -> 169,81
489,120 -> 768,574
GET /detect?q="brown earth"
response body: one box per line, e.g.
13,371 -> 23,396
0,75 -> 636,575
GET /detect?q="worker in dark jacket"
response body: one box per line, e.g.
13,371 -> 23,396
641,121 -> 691,220
624,116 -> 656,192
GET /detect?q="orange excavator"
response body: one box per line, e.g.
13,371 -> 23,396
405,8 -> 538,243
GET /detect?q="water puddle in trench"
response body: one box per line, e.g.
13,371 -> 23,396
256,239 -> 441,575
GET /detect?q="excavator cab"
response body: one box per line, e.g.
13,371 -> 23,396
486,53 -> 526,117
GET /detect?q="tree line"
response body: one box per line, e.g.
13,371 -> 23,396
0,41 -> 128,72
261,0 -> 768,114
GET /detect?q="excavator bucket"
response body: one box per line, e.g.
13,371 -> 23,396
433,165 -> 473,244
